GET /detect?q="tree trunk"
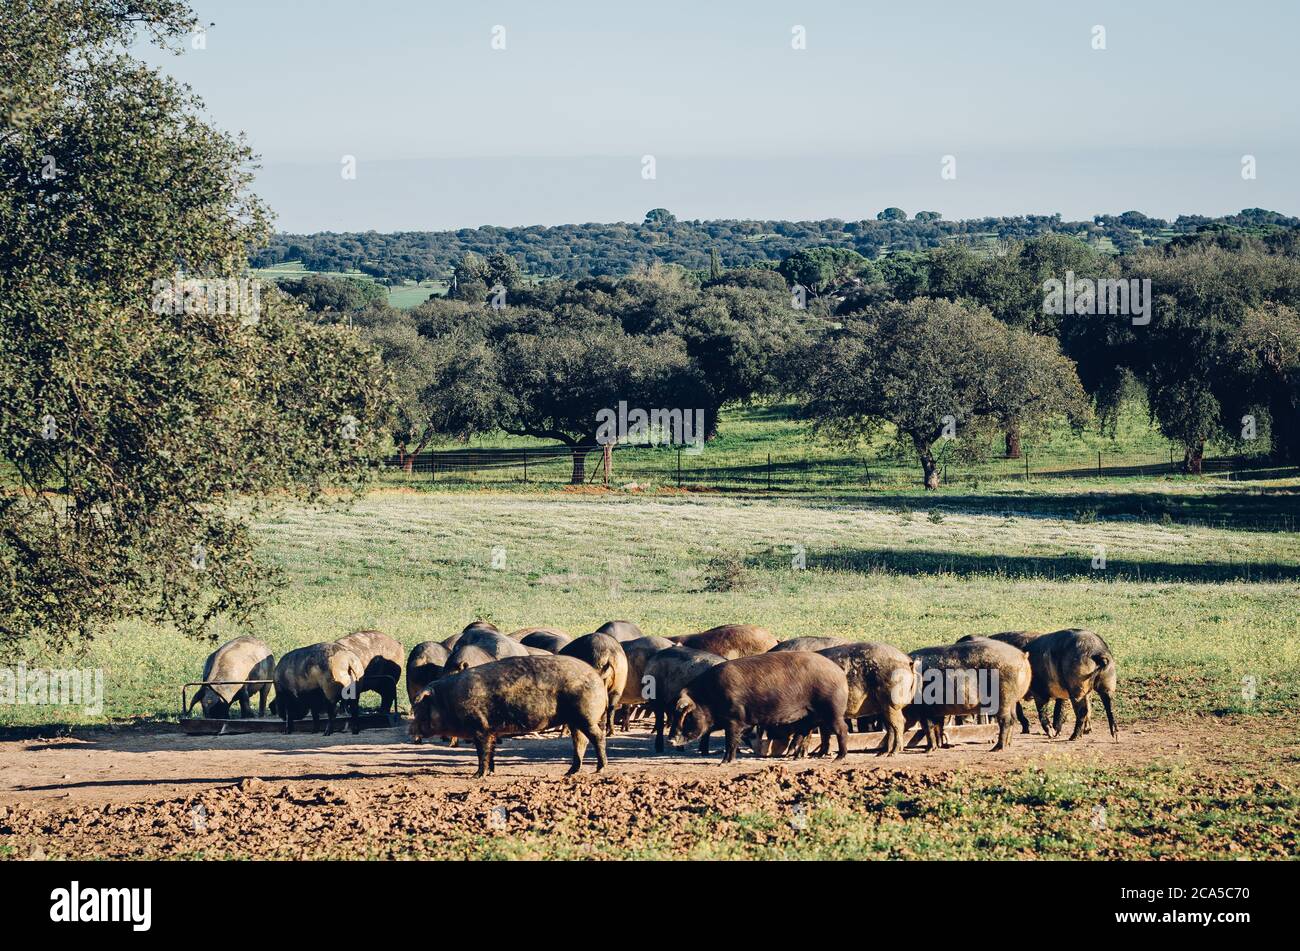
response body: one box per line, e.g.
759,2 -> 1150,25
570,447 -> 588,485
913,434 -> 941,490
1004,420 -> 1022,459
1183,440 -> 1205,474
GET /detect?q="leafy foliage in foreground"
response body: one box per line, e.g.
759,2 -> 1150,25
0,1 -> 392,651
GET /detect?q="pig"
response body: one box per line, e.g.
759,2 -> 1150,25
642,646 -> 726,753
671,652 -> 849,763
672,624 -> 777,658
511,625 -> 570,644
334,629 -> 404,715
595,620 -> 644,643
272,642 -> 364,736
444,633 -> 529,676
188,636 -> 274,719
189,637 -> 274,719
442,619 -> 500,652
406,641 -> 450,707
904,638 -> 1032,752
559,632 -> 628,734
519,629 -> 572,653
956,631 -> 1052,733
616,635 -> 675,731
818,642 -> 921,755
409,655 -> 608,777
769,636 -> 848,653
1024,628 -> 1118,741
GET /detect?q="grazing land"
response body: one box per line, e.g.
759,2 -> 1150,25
2,453 -> 1297,858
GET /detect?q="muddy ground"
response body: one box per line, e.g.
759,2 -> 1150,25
2,715 -> 1274,859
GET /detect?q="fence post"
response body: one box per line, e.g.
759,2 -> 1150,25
677,448 -> 682,489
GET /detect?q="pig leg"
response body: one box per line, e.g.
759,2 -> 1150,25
322,698 -> 335,737
879,706 -> 904,756
472,735 -> 490,778
698,732 -> 711,756
568,728 -> 588,774
1015,702 -> 1031,734
992,710 -> 1014,751
606,691 -> 617,735
1052,699 -> 1067,737
654,707 -> 666,753
257,686 -> 268,718
1098,688 -> 1118,740
347,700 -> 360,735
283,699 -> 294,735
238,691 -> 252,718
924,718 -> 942,753
831,717 -> 848,760
1067,697 -> 1090,740
722,722 -> 741,763
1035,698 -> 1054,737
591,727 -> 607,772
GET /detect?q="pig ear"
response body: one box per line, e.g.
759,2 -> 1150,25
674,693 -> 695,713
412,687 -> 432,705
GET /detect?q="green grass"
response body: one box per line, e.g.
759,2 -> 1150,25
251,260 -> 446,310
4,480 -> 1297,729
383,400 -> 1288,509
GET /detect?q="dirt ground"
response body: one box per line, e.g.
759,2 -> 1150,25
0,715 -> 1260,860
0,717 -> 1182,808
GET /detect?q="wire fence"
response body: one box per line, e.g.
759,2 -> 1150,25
382,443 -> 1286,492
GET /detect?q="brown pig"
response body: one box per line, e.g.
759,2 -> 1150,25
517,629 -> 572,653
642,646 -> 726,753
956,631 -> 1052,733
272,642 -> 364,736
409,655 -> 608,777
559,632 -> 628,734
616,635 -> 675,731
334,629 -> 404,715
818,642 -> 921,755
405,641 -> 450,707
442,619 -> 501,653
189,636 -> 274,719
1025,628 -> 1119,740
905,638 -> 1032,752
770,636 -> 848,653
594,620 -> 644,643
671,652 -> 849,763
444,632 -> 529,676
672,624 -> 777,658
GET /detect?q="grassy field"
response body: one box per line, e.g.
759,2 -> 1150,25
5,476 -> 1298,728
4,402 -> 1297,859
251,260 -> 446,310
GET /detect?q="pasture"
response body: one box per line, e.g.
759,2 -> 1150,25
2,470 -> 1298,859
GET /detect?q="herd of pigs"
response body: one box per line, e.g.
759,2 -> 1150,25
188,622 -> 1118,778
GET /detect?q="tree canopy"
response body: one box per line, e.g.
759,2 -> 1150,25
0,0 -> 391,650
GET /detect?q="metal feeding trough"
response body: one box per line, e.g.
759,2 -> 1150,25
179,677 -> 404,736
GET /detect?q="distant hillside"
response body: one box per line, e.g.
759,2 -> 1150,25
250,208 -> 1300,285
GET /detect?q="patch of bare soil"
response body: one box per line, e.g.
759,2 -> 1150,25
0,717 -> 1258,859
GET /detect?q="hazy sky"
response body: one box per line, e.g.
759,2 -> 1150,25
139,0 -> 1300,231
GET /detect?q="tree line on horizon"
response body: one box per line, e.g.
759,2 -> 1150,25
252,207 -> 1299,285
